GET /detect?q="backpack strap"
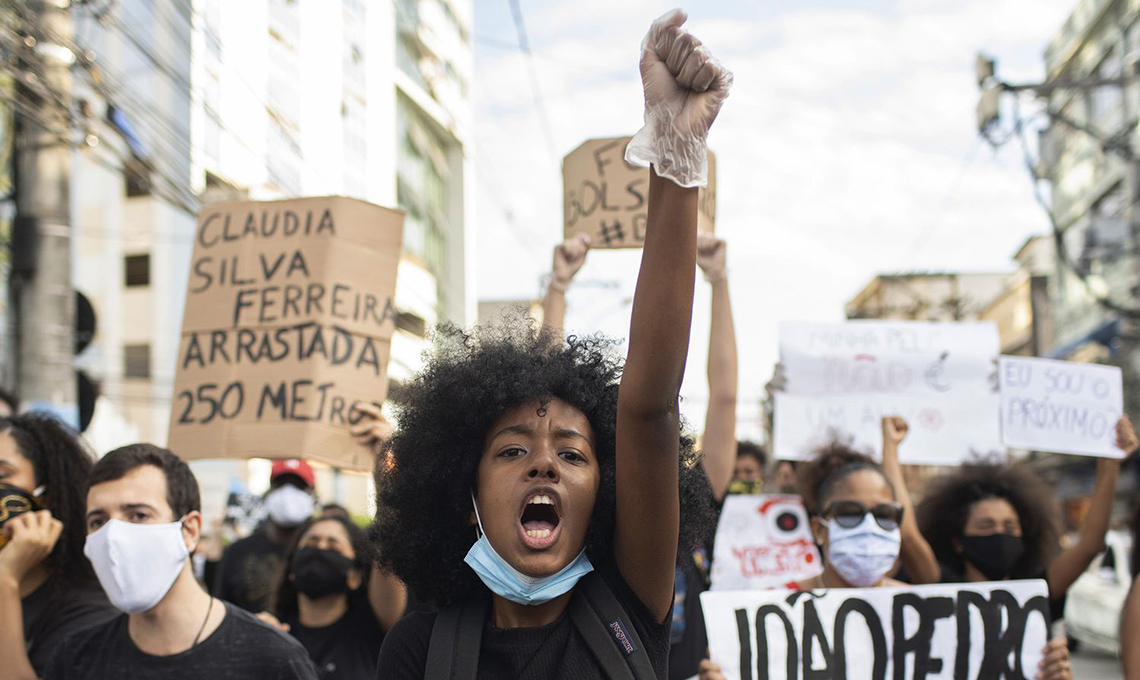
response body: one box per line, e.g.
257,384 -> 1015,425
569,572 -> 659,680
425,597 -> 486,680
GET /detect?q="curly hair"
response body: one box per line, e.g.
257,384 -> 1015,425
0,414 -> 96,584
372,321 -> 715,607
797,441 -> 893,516
272,515 -> 371,618
916,459 -> 1060,578
736,441 -> 767,469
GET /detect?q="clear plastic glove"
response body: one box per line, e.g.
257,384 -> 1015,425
696,233 -> 726,282
626,8 -> 732,188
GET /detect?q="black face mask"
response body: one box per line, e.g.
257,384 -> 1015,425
960,533 -> 1025,581
292,547 -> 355,599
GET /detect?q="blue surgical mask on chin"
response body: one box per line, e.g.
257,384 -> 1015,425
463,491 -> 594,606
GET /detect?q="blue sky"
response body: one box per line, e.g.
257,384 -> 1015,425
470,0 -> 1078,440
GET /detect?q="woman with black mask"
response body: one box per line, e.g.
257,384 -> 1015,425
264,515 -> 406,679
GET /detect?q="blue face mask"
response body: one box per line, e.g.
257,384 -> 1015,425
463,491 -> 594,605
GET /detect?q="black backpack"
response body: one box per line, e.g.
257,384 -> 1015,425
423,572 -> 658,680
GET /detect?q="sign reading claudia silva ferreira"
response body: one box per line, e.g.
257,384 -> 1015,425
167,196 -> 404,472
710,495 -> 823,591
701,580 -> 1048,680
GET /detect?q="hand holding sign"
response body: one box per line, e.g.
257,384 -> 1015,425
350,402 -> 393,449
1116,414 -> 1139,454
1038,638 -> 1073,680
626,9 -> 732,188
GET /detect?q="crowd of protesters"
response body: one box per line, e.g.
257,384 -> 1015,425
3,8 -> 1140,680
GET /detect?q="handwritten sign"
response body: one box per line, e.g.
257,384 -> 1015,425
167,196 -> 404,471
702,580 -> 1049,680
711,495 -> 823,591
999,356 -> 1124,458
774,321 -> 1002,465
562,136 -> 715,248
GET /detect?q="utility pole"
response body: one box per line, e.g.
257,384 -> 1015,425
12,0 -> 75,419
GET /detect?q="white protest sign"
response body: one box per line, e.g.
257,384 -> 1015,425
999,356 -> 1124,458
774,321 -> 1002,465
711,495 -> 823,591
702,580 -> 1049,680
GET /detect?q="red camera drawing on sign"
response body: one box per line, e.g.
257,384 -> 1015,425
711,494 -> 823,591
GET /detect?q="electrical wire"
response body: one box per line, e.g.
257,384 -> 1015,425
507,0 -> 558,168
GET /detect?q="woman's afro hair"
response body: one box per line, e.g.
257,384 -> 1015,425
797,440 -> 892,516
916,458 -> 1060,578
372,320 -> 716,607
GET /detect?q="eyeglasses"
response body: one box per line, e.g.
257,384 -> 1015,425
823,500 -> 904,531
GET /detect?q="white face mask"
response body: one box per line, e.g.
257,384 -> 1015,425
84,518 -> 190,614
265,484 -> 314,527
825,514 -> 901,587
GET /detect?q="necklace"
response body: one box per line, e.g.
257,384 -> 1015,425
192,596 -> 215,648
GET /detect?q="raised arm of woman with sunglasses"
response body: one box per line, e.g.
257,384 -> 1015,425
881,417 -> 939,584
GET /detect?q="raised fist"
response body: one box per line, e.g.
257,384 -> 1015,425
881,416 -> 909,447
696,233 -> 726,282
552,234 -> 591,288
627,9 -> 732,188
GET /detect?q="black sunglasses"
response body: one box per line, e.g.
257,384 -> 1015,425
823,500 -> 904,531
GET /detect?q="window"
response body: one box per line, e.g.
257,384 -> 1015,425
124,344 -> 151,379
124,254 -> 150,287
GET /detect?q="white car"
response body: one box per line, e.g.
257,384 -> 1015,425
1063,530 -> 1133,655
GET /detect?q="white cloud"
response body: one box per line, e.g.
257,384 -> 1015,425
473,0 -> 1077,439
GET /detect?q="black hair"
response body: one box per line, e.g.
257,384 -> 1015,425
321,503 -> 351,520
273,515 -> 370,618
797,441 -> 894,515
0,386 -> 20,414
916,459 -> 1060,579
736,441 -> 767,469
0,415 -> 95,583
372,321 -> 716,607
776,460 -> 798,471
89,444 -> 201,518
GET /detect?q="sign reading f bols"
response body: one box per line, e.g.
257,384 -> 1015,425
168,196 -> 404,472
774,321 -> 1003,465
711,495 -> 823,591
562,136 -> 716,248
702,580 -> 1049,680
999,356 -> 1125,458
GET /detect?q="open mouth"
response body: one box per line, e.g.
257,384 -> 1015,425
518,490 -> 562,550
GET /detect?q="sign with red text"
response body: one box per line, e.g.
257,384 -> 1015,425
710,495 -> 822,591
562,136 -> 715,248
773,321 -> 1002,465
999,356 -> 1124,458
702,580 -> 1049,680
167,196 -> 404,471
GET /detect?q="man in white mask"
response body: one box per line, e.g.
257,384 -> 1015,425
43,444 -> 318,679
214,459 -> 316,613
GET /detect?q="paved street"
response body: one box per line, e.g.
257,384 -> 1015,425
1072,647 -> 1122,679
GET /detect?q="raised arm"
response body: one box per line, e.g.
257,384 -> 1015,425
881,417 -> 940,584
366,563 -> 407,632
541,235 -> 590,335
1124,575 -> 1140,679
697,235 -> 737,501
1046,416 -> 1136,600
615,9 -> 730,623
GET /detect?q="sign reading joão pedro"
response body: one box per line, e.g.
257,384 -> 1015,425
168,196 -> 404,472
563,136 -> 716,248
702,580 -> 1049,680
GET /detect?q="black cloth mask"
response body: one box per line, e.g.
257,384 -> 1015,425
291,547 -> 355,599
960,533 -> 1025,581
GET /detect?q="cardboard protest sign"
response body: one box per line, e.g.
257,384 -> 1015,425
711,495 -> 823,591
168,196 -> 404,472
999,356 -> 1124,458
562,136 -> 715,248
773,321 -> 1002,465
702,580 -> 1049,680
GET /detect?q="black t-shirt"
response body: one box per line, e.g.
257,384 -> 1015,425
375,562 -> 671,679
22,576 -> 118,676
214,527 -> 287,612
280,589 -> 385,679
43,601 -> 320,679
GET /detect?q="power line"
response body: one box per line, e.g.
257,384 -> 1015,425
905,137 -> 983,261
507,0 -> 558,168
